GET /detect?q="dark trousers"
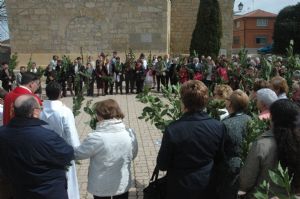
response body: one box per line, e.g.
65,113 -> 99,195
0,176 -> 13,199
94,191 -> 129,199
156,75 -> 165,92
216,169 -> 240,199
109,83 -> 114,94
87,80 -> 94,96
105,82 -> 114,95
75,81 -> 83,95
2,83 -> 11,92
102,81 -> 108,95
136,79 -> 144,93
67,77 -> 74,95
125,78 -> 135,94
115,81 -> 123,94
59,81 -> 66,97
165,72 -> 170,88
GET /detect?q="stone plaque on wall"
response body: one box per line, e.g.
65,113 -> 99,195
141,33 -> 152,43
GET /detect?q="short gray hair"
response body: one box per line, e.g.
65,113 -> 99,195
257,88 -> 278,108
293,70 -> 300,79
14,95 -> 39,118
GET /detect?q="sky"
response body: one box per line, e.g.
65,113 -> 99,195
234,0 -> 300,14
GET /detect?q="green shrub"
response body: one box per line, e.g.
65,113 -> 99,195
190,0 -> 222,58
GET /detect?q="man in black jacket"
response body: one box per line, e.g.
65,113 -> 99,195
0,95 -> 74,199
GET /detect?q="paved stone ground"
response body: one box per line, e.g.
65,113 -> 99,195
60,93 -> 162,199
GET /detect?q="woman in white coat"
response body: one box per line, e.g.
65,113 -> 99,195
75,99 -> 138,199
40,82 -> 80,199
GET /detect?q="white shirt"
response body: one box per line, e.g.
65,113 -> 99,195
219,108 -> 229,121
75,119 -> 138,197
74,64 -> 79,74
50,60 -> 57,70
0,104 -> 3,126
142,59 -> 147,70
206,63 -> 214,81
40,100 -> 80,199
30,68 -> 37,73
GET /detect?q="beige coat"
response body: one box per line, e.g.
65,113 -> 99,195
239,130 -> 278,198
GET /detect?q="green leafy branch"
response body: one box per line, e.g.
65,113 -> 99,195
125,48 -> 136,69
72,68 -> 93,117
260,57 -> 273,81
241,115 -> 270,164
238,48 -> 249,69
286,40 -> 300,71
284,40 -> 300,96
72,92 -> 84,117
83,99 -> 98,130
254,163 -> 297,199
206,99 -> 226,120
136,85 -> 182,132
8,53 -> 18,73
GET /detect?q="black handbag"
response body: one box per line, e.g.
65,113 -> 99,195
143,166 -> 167,199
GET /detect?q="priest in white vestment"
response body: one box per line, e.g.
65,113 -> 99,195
40,82 -> 80,199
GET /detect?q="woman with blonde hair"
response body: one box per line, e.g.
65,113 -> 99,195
75,99 -> 138,199
270,76 -> 289,99
218,89 -> 251,198
213,84 -> 233,120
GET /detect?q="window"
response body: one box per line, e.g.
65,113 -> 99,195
256,18 -> 268,27
256,36 -> 267,45
235,21 -> 240,28
233,36 -> 240,45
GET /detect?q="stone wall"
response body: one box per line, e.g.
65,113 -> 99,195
170,0 -> 234,56
6,0 -> 234,66
219,0 -> 235,57
6,0 -> 170,65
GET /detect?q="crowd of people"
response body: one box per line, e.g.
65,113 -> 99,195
0,50 -> 294,99
0,51 -> 247,97
157,80 -> 300,199
0,50 -> 300,199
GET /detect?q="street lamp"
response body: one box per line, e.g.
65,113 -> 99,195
238,2 -> 244,12
234,2 -> 244,14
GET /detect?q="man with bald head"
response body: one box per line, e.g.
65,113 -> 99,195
0,95 -> 74,199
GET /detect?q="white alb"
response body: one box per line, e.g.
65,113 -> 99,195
40,100 -> 80,199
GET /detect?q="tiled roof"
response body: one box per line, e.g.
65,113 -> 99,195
235,9 -> 277,20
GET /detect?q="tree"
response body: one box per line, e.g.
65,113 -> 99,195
190,0 -> 222,58
273,3 -> 300,54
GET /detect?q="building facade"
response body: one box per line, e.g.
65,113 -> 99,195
6,0 -> 235,66
233,9 -> 277,53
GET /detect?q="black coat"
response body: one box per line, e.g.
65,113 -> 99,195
0,118 -> 74,199
157,111 -> 225,199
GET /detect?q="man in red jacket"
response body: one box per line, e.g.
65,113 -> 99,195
3,72 -> 42,125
